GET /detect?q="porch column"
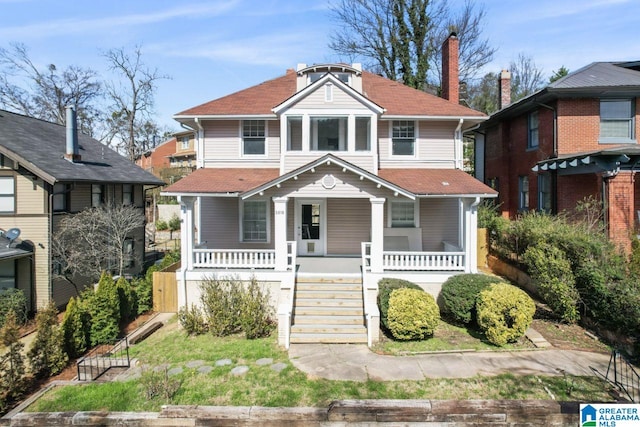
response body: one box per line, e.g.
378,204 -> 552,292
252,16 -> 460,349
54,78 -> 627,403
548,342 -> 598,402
464,197 -> 480,273
370,197 -> 385,273
179,196 -> 195,270
273,196 -> 289,271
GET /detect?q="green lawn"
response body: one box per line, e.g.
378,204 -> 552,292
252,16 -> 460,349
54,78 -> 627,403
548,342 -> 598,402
26,318 -> 615,412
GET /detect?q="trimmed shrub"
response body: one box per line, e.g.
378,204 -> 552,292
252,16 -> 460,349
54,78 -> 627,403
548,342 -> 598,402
90,272 -> 120,345
0,288 -> 27,327
377,278 -> 423,330
200,276 -> 243,337
61,296 -> 91,359
155,219 -> 168,231
522,243 -> 579,323
477,283 -> 535,346
387,288 -> 440,340
239,278 -> 274,339
440,274 -> 506,325
178,304 -> 208,335
27,302 -> 68,379
168,214 -> 181,232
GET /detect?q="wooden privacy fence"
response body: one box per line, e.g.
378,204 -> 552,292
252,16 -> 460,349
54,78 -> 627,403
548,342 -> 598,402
152,261 -> 180,313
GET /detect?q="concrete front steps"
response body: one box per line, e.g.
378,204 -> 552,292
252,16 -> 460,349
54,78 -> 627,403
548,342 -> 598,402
290,278 -> 367,344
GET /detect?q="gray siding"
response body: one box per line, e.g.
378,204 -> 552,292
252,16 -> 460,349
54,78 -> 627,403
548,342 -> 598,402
420,198 -> 459,251
327,198 -> 370,255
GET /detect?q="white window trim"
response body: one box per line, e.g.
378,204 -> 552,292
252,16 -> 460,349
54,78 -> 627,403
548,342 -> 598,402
239,120 -> 268,158
389,120 -> 418,159
310,115 -> 348,152
0,176 -> 15,214
387,199 -> 420,228
239,199 -> 271,243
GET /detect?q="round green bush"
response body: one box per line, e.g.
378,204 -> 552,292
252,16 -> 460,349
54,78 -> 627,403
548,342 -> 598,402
440,273 -> 506,325
377,278 -> 423,330
476,283 -> 535,346
387,288 -> 440,340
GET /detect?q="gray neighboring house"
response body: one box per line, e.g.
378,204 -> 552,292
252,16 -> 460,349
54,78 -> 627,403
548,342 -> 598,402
0,108 -> 163,311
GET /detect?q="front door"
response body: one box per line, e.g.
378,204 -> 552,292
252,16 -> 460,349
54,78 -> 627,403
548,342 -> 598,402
296,200 -> 325,256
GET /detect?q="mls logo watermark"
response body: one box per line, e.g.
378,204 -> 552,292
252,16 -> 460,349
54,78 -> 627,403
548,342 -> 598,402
581,404 -> 640,426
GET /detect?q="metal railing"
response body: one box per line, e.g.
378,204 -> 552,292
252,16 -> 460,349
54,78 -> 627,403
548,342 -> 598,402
602,350 -> 640,402
77,337 -> 130,381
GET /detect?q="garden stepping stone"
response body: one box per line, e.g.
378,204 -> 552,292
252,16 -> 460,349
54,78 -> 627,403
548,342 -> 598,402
197,365 -> 213,374
153,363 -> 170,372
186,360 -> 205,368
231,366 -> 249,376
270,362 -> 287,372
216,359 -> 232,367
255,358 -> 273,366
168,367 -> 183,376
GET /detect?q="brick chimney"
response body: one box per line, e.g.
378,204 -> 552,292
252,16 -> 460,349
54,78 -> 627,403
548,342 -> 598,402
64,106 -> 81,162
499,69 -> 511,109
441,32 -> 459,103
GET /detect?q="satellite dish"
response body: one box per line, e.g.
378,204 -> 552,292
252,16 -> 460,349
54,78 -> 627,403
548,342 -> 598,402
5,228 -> 20,248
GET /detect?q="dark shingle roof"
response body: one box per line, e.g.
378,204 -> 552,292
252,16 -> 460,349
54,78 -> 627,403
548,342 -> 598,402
0,109 -> 164,185
549,62 -> 640,89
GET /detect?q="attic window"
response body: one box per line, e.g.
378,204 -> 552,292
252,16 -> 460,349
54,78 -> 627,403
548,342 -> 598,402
325,83 -> 333,102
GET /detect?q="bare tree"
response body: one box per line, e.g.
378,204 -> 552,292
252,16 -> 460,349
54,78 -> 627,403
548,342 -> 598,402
428,0 -> 497,89
329,0 -> 495,91
103,46 -> 170,161
0,43 -> 102,136
52,204 -> 144,287
509,53 -> 545,102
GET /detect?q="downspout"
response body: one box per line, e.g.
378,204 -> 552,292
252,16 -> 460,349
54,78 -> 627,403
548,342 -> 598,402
178,195 -> 188,309
455,119 -> 464,170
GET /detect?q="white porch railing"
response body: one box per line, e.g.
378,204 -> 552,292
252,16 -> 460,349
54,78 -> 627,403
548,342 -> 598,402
383,251 -> 465,271
362,241 -> 466,272
193,242 -> 297,270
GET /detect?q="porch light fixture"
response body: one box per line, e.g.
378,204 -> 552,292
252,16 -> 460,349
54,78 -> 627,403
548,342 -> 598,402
376,184 -> 381,188
394,192 -> 398,196
276,183 -> 281,188
359,176 -> 364,180
294,176 -> 298,180
326,160 -> 331,165
260,191 -> 264,196
311,168 -> 316,173
342,167 -> 347,172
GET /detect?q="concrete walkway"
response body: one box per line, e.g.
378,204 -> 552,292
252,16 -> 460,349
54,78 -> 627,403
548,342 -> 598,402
288,344 -> 612,381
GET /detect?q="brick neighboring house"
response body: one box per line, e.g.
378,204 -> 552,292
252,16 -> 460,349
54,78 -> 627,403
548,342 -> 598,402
0,108 -> 163,311
474,61 -> 640,252
163,34 -> 497,347
136,137 -> 174,177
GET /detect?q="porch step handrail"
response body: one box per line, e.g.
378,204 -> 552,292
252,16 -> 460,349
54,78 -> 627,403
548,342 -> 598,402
193,248 -> 276,269
383,250 -> 465,271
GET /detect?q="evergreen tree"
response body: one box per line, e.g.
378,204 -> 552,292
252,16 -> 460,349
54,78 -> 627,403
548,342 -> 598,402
0,310 -> 27,403
61,296 -> 91,358
27,303 -> 68,379
90,272 -> 120,345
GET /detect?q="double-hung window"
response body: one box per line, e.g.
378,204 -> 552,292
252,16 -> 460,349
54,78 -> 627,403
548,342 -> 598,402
53,183 -> 68,212
537,174 -> 552,213
528,111 -> 539,148
392,120 -> 415,156
390,201 -> 416,228
242,120 -> 266,155
242,200 -> 268,242
600,99 -> 635,141
518,176 -> 529,211
91,184 -> 104,207
0,176 -> 15,213
122,184 -> 133,206
180,136 -> 190,150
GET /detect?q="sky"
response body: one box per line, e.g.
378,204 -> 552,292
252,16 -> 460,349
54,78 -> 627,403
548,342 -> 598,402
2,0 -> 639,134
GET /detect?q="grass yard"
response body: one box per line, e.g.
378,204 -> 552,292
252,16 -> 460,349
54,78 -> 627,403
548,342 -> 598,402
26,317 -> 616,412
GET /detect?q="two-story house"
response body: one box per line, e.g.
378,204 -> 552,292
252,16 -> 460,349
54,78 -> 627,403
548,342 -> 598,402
0,107 -> 163,312
474,62 -> 640,252
169,130 -> 197,170
163,34 -> 496,346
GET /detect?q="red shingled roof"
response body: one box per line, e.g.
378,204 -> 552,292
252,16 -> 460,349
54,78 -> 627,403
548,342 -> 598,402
175,69 -> 485,118
163,168 -> 280,194
164,166 -> 496,197
378,169 -> 497,196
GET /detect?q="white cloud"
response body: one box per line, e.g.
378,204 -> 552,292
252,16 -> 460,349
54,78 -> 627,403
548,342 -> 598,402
0,1 -> 240,40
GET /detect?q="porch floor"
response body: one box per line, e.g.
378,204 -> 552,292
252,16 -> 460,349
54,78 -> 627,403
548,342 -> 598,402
296,257 -> 362,278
